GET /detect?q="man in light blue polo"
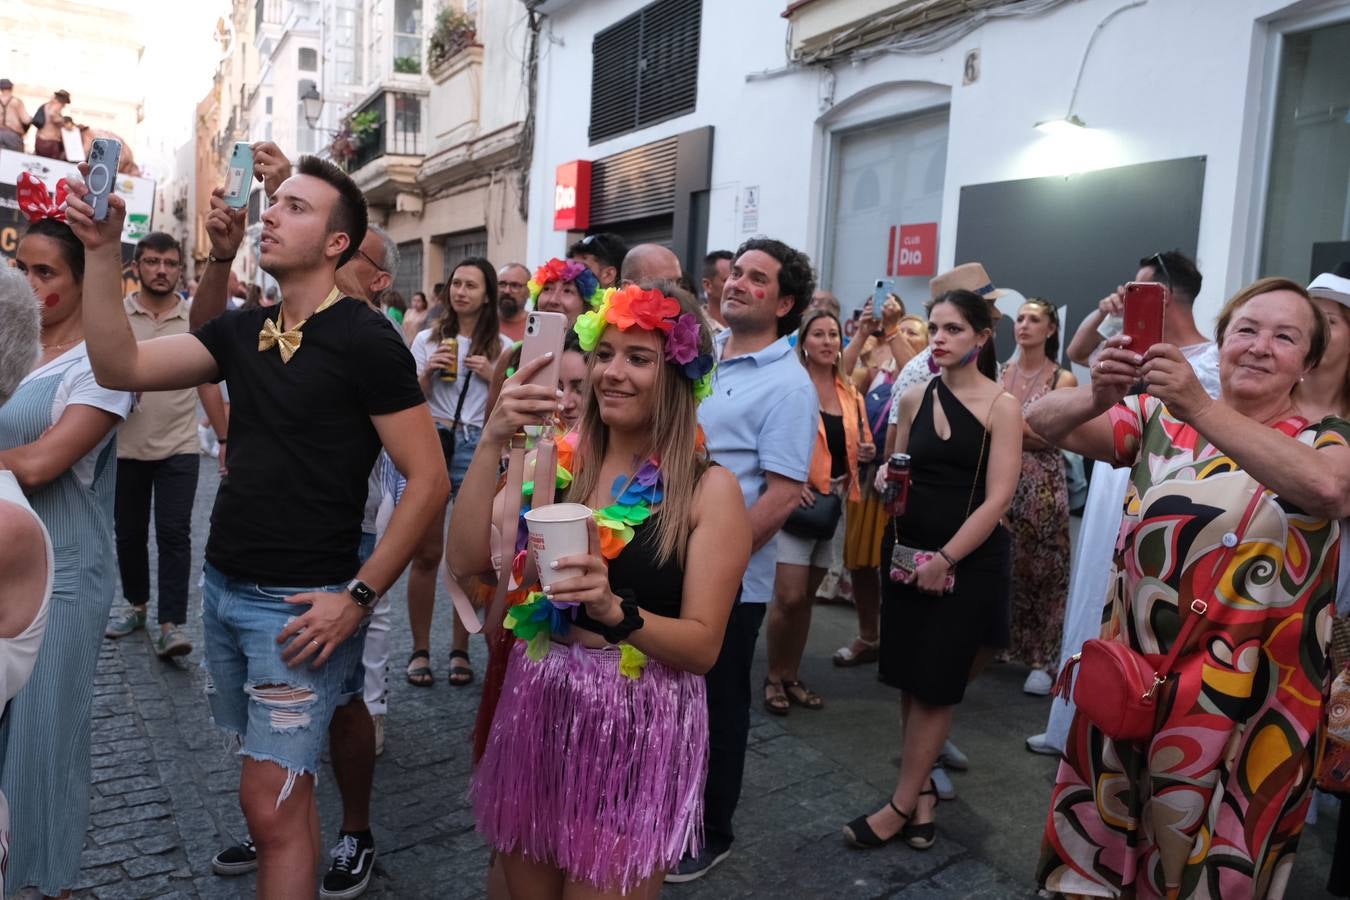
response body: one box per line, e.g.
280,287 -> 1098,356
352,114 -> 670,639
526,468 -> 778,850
669,238 -> 819,883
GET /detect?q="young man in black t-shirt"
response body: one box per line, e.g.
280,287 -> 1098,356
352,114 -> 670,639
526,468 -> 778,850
67,156 -> 449,899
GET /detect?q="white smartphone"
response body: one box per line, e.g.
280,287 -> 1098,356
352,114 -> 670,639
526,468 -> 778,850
520,312 -> 567,393
223,142 -> 253,209
85,138 -> 121,222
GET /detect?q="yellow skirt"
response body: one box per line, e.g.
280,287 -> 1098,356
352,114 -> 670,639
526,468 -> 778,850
844,471 -> 887,570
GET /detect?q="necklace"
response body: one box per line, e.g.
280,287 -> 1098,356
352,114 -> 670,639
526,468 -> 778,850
504,433 -> 664,674
41,337 -> 81,352
1005,359 -> 1051,401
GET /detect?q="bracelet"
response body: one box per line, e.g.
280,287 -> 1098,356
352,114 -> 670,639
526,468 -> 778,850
208,253 -> 236,264
937,548 -> 957,568
597,591 -> 644,645
216,437 -> 227,443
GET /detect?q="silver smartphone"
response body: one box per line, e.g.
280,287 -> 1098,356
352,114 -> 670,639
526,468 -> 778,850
86,138 -> 121,222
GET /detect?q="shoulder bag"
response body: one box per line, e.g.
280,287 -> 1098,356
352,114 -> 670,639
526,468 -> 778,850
783,399 -> 867,541
887,386 -> 993,593
1054,481 -> 1268,743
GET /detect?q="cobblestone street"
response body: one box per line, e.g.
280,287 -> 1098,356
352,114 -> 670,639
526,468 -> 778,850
72,458 -> 1343,898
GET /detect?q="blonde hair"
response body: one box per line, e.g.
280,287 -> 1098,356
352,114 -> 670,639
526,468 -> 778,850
796,308 -> 846,378
566,281 -> 712,567
1214,277 -> 1325,367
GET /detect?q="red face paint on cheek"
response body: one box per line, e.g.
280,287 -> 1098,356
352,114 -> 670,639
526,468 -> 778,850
43,293 -> 60,308
753,288 -> 765,300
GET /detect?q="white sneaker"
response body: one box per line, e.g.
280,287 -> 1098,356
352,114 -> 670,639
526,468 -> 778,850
1023,669 -> 1054,696
929,765 -> 956,801
1025,732 -> 1060,756
939,738 -> 969,771
372,714 -> 385,757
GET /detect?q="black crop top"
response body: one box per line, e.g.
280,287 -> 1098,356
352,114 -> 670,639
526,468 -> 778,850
570,463 -> 722,636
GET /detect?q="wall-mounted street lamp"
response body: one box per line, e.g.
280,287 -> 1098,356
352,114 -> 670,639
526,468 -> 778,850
302,84 -> 323,129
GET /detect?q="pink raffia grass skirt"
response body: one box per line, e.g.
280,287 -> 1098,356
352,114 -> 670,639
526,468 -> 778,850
470,640 -> 708,893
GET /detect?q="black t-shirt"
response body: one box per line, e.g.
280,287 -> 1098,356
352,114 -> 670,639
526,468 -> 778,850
193,298 -> 424,584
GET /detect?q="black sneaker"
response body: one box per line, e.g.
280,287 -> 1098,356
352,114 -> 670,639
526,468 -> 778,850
320,831 -> 376,899
664,845 -> 730,883
211,838 -> 257,876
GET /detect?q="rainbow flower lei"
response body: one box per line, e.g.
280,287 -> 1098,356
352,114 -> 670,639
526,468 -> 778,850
574,284 -> 716,402
504,429 -> 663,678
526,258 -> 602,309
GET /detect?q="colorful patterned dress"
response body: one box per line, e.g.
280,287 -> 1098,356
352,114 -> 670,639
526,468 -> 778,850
1038,396 -> 1349,899
1004,365 -> 1071,671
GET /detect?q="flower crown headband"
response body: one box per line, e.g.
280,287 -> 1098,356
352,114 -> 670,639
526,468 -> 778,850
527,258 -> 602,309
574,284 -> 715,402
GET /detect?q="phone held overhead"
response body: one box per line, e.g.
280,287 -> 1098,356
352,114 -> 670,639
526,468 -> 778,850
85,138 -> 121,222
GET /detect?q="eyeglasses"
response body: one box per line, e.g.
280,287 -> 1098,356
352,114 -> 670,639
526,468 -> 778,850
356,248 -> 387,273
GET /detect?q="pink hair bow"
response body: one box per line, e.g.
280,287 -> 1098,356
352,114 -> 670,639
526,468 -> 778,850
17,172 -> 71,223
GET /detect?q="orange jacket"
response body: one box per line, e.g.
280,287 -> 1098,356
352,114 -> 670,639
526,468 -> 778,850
807,375 -> 869,502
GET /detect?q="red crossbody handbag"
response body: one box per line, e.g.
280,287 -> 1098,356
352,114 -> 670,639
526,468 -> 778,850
1054,481 -> 1268,743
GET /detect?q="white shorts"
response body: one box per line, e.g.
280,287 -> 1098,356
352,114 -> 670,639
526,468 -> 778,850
777,527 -> 835,569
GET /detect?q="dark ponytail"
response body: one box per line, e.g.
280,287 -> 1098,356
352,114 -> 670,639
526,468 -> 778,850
928,289 -> 998,380
1023,297 -> 1060,362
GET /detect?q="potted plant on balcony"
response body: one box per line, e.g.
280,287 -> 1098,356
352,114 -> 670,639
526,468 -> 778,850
428,7 -> 476,72
394,55 -> 421,74
327,109 -> 381,169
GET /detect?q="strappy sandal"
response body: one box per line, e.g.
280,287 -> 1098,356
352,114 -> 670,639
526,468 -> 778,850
842,800 -> 911,848
448,649 -> 474,687
405,649 -> 433,687
783,679 -> 824,710
762,678 -> 790,716
833,637 -> 880,667
901,778 -> 940,850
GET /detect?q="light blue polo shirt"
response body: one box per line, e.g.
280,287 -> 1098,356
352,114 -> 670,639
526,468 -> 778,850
698,330 -> 818,603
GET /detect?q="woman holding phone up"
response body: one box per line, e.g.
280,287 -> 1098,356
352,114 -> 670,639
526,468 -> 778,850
448,282 -> 749,898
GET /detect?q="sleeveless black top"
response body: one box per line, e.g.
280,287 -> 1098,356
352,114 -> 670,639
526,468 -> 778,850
570,464 -> 716,636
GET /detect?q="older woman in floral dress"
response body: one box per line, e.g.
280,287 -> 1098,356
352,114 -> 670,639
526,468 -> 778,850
1028,277 -> 1350,898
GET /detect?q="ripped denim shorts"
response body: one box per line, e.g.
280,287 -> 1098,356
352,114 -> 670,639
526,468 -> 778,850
201,562 -> 369,785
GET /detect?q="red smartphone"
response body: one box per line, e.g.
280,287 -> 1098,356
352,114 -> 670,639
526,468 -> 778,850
1122,282 -> 1166,351
520,311 -> 567,392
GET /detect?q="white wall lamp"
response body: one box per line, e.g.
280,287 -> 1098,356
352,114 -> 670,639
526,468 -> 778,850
1034,0 -> 1147,134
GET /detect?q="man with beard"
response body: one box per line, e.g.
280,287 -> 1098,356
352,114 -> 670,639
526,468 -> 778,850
496,262 -> 530,342
104,233 -> 212,657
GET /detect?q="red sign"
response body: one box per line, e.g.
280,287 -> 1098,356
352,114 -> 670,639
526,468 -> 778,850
553,160 -> 592,231
886,222 -> 938,277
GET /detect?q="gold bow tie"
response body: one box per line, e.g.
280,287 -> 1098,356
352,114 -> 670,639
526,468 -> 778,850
257,287 -> 342,363
258,317 -> 303,363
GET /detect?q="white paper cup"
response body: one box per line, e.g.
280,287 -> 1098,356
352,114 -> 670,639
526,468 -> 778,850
523,502 -> 592,593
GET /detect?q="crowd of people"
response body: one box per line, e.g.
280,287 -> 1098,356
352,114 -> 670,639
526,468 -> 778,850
0,135 -> 1348,900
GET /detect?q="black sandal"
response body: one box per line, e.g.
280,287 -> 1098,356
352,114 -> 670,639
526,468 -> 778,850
782,679 -> 824,710
901,779 -> 940,850
448,649 -> 474,687
842,800 -> 910,848
405,649 -> 433,687
762,678 -> 790,716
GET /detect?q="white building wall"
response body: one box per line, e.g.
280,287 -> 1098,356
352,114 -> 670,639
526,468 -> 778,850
528,0 -> 1350,332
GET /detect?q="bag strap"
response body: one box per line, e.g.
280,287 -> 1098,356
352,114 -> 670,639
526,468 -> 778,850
449,367 -> 473,428
1151,481 -> 1268,685
963,396 -> 997,519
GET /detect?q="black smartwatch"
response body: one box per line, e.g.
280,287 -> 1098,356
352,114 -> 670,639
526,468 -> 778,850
345,579 -> 378,611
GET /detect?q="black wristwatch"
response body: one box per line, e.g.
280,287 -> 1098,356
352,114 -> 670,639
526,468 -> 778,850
346,579 -> 379,611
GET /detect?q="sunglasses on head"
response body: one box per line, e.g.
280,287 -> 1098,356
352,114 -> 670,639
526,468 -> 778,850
1147,252 -> 1172,290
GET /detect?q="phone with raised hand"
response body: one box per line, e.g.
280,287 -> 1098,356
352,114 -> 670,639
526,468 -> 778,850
520,312 -> 567,393
223,142 -> 254,209
85,138 -> 121,222
1122,282 -> 1166,351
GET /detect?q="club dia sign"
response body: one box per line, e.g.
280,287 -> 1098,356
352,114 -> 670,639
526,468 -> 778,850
885,222 -> 938,277
553,161 -> 592,231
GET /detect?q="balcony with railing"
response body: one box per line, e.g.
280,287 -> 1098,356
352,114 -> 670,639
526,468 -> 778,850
340,88 -> 428,206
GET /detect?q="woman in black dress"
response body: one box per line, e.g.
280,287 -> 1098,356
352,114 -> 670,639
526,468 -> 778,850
843,289 -> 1023,851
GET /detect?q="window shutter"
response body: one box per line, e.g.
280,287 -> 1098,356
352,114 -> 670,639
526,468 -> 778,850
589,0 -> 700,144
